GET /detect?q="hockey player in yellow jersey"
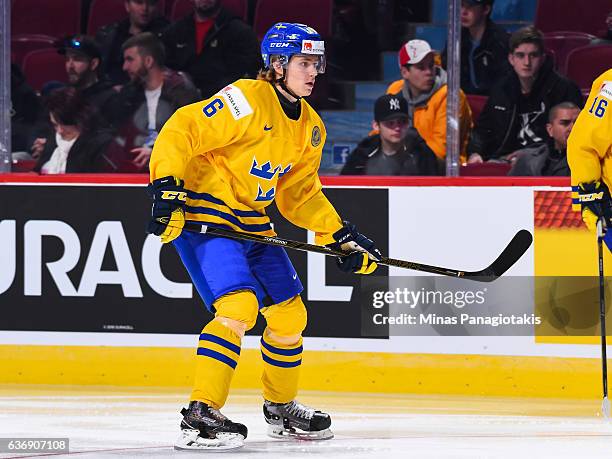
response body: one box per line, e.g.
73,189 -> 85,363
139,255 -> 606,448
146,23 -> 382,450
568,69 -> 612,248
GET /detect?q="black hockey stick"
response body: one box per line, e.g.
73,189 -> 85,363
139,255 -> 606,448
175,221 -> 532,282
597,219 -> 610,418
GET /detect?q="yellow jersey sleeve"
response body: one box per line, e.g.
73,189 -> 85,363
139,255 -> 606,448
149,83 -> 254,181
275,123 -> 343,245
568,70 -> 612,210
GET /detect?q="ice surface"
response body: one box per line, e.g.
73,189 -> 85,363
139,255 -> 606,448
1,387 -> 612,458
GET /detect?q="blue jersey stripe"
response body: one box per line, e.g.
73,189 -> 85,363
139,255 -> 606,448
185,206 -> 272,232
261,352 -> 302,368
197,348 -> 238,369
199,333 -> 241,355
187,191 -> 265,217
260,337 -> 303,356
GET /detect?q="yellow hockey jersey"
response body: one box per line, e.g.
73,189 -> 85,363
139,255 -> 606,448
149,79 -> 342,245
569,69 -> 612,213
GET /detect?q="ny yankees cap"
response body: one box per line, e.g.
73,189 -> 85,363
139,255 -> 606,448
374,94 -> 409,122
398,39 -> 434,67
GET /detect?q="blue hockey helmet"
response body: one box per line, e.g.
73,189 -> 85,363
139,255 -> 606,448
261,22 -> 326,74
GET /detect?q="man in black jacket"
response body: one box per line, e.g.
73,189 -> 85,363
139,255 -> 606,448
59,36 -> 119,121
341,94 -> 439,176
442,0 -> 509,95
161,0 -> 262,98
95,0 -> 169,85
509,102 -> 580,176
468,26 -> 583,163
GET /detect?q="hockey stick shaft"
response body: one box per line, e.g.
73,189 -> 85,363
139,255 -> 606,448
178,221 -> 531,282
597,220 -> 610,417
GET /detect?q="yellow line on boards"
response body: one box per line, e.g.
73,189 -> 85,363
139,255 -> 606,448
0,345 -> 603,399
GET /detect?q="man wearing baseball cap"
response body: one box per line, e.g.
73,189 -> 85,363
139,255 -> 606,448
441,0 -> 510,95
58,35 -> 117,119
341,94 -> 438,176
386,39 -> 472,162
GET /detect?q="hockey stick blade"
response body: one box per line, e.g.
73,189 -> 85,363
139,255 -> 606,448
460,229 -> 533,281
177,221 -> 532,282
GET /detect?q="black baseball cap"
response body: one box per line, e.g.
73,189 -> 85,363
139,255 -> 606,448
463,0 -> 494,5
58,35 -> 101,60
374,94 -> 409,122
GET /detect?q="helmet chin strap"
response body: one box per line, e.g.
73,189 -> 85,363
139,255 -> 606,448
276,68 -> 301,101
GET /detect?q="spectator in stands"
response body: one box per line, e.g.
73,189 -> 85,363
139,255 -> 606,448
468,26 -> 583,164
59,35 -> 118,121
441,0 -> 509,95
11,63 -> 42,153
509,102 -> 579,176
341,94 -> 438,175
161,0 -> 262,98
96,0 -> 169,85
32,87 -> 114,173
107,32 -> 200,171
387,39 -> 472,161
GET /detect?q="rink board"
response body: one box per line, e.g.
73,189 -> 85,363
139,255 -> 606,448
1,175 -> 609,398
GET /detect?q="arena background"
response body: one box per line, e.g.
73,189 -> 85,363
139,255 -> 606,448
2,174 -> 608,400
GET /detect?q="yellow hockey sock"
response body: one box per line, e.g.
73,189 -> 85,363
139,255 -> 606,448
260,333 -> 303,403
191,319 -> 241,409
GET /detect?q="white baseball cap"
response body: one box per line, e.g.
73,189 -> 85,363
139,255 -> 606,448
398,39 -> 434,67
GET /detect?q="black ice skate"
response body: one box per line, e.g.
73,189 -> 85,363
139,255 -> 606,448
174,401 -> 248,450
263,399 -> 333,440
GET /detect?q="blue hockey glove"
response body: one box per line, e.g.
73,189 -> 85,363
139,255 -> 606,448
327,221 -> 382,274
147,176 -> 187,243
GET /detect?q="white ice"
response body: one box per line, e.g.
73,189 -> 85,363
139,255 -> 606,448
1,389 -> 612,458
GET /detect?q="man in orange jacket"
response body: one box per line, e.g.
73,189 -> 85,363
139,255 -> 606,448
387,39 -> 472,161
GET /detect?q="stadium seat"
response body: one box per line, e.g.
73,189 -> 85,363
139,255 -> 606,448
12,0 -> 81,38
466,95 -> 488,123
543,32 -> 595,74
460,162 -> 511,176
169,0 -> 248,22
565,45 -> 612,94
11,34 -> 56,67
535,0 -> 610,35
87,0 -> 166,35
253,0 -> 333,40
21,48 -> 67,92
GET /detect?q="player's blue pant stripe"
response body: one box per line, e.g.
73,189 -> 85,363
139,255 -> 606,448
260,352 -> 302,368
572,198 -> 580,205
199,333 -> 241,355
260,337 -> 303,356
197,348 -> 238,369
185,206 -> 272,232
187,191 -> 264,217
571,186 -> 579,191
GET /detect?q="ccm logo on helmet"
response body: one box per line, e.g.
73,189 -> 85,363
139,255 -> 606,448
270,42 -> 291,48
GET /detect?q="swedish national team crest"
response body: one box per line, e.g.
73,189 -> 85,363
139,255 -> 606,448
311,126 -> 321,147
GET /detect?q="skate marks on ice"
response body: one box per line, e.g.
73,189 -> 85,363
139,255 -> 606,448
1,389 -> 612,458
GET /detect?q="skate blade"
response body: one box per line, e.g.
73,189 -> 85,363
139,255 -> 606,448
267,425 -> 334,441
174,429 -> 245,450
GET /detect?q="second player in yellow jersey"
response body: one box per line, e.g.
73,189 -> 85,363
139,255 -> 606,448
568,69 -> 612,243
